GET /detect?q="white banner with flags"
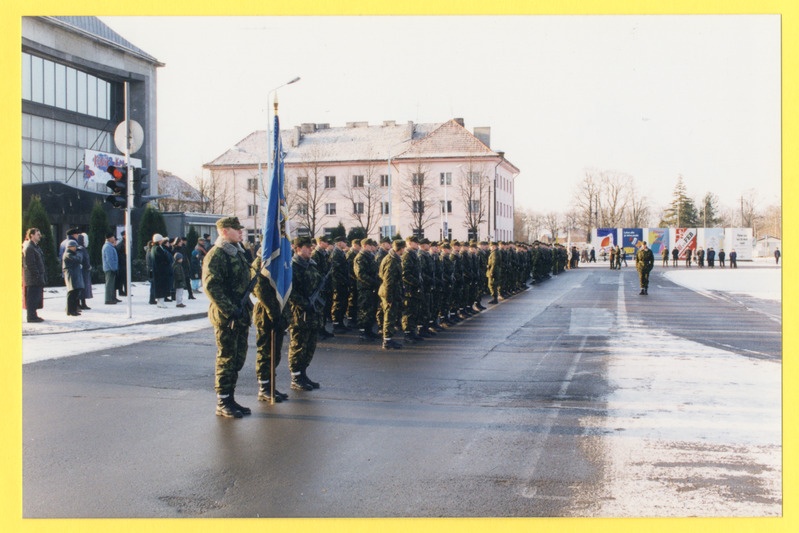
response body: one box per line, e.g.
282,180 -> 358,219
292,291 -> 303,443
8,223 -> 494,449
83,149 -> 141,185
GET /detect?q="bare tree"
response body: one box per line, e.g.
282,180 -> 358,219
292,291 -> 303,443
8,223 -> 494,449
290,146 -> 333,237
573,169 -> 601,239
341,156 -> 383,236
599,171 -> 631,227
456,159 -> 490,240
399,159 -> 437,238
563,209 -> 581,242
625,182 -> 651,228
543,211 -> 561,243
739,188 -> 759,229
194,169 -> 233,214
756,203 -> 781,239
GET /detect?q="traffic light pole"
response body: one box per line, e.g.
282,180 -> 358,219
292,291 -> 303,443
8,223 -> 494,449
124,81 -> 133,318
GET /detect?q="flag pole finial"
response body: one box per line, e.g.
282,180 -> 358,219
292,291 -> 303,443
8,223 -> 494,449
273,92 -> 279,114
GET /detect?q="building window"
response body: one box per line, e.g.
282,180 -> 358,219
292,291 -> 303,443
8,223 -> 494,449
412,201 -> 424,214
353,202 -> 364,214
22,52 -> 113,120
352,175 -> 364,188
381,201 -> 390,215
469,200 -> 480,213
296,203 -> 308,216
297,176 -> 308,189
247,204 -> 258,216
380,225 -> 396,238
440,200 -> 452,214
325,203 -> 337,215
412,173 -> 425,186
324,175 -> 336,188
440,172 -> 452,185
380,174 -> 389,187
468,172 -> 481,185
247,178 -> 258,191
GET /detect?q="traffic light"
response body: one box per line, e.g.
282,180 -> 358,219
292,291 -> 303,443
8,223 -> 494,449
105,165 -> 128,208
132,167 -> 150,208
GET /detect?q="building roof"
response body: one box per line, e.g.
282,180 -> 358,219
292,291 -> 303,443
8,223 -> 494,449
204,118 -> 518,172
45,17 -> 162,65
157,170 -> 204,203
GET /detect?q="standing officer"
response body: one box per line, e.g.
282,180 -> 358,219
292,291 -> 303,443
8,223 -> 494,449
401,235 -> 425,342
287,236 -> 323,391
635,241 -> 655,295
354,238 -> 381,341
328,236 -> 349,333
203,216 -> 253,419
487,241 -> 501,304
311,236 -> 334,338
345,239 -> 361,327
379,239 -> 406,349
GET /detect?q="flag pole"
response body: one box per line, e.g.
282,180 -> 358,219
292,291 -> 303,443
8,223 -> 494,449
269,94 -> 279,405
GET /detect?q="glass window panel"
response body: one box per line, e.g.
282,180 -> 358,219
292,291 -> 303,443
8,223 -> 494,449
66,67 -> 77,112
22,139 -> 30,163
30,165 -> 43,182
77,125 -> 87,147
43,58 -> 55,106
30,141 -> 43,164
87,74 -> 97,117
55,63 -> 66,109
43,117 -> 55,142
55,144 -> 66,166
55,167 -> 67,182
77,70 -> 87,114
97,80 -> 108,119
22,53 -> 31,101
55,121 -> 66,144
67,146 -> 79,169
30,115 -> 43,140
31,55 -> 43,103
22,162 -> 31,183
66,123 -> 77,145
22,114 -> 30,138
43,142 -> 55,166
42,165 -> 55,181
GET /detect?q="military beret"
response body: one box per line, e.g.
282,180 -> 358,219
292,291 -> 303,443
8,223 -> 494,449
316,236 -> 330,244
451,240 -> 461,246
469,242 -> 478,248
351,239 -> 362,246
392,239 -> 407,250
334,236 -> 346,243
430,241 -> 439,247
293,236 -> 313,248
479,240 -> 488,245
380,236 -> 391,244
363,238 -> 377,247
406,235 -> 419,244
216,216 -> 244,230
441,242 -> 452,250
419,238 -> 430,245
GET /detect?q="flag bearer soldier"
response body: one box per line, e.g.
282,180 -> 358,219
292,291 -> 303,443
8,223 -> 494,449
287,236 -> 323,391
203,216 -> 253,419
354,238 -> 381,341
252,254 -> 290,403
329,236 -> 349,333
379,239 -> 406,349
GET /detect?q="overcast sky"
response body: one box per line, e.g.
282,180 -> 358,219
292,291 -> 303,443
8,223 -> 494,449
100,15 -> 781,216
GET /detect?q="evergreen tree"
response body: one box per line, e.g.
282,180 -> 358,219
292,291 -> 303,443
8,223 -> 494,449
660,176 -> 699,227
346,226 -> 367,242
23,196 -> 60,285
88,202 -> 109,269
137,205 -> 167,259
330,222 -> 346,241
698,192 -> 721,227
186,226 -> 199,253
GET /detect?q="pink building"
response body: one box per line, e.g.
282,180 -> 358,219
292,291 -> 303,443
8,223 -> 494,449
204,118 -> 519,243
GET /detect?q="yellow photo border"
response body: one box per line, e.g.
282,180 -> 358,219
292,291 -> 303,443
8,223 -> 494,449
2,1 -> 793,532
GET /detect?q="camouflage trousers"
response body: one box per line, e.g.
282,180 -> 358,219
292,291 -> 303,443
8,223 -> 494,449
346,284 -> 359,321
331,286 -> 348,324
357,288 -> 378,331
380,299 -> 402,339
638,268 -> 652,289
289,318 -> 319,373
254,311 -> 286,383
402,294 -> 423,332
214,322 -> 250,395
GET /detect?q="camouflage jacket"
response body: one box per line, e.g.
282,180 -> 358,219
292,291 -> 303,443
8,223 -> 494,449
329,246 -> 348,291
203,237 -> 253,327
401,248 -> 422,294
378,249 -> 403,302
354,249 -> 379,291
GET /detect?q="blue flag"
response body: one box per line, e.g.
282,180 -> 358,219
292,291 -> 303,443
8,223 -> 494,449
260,113 -> 292,310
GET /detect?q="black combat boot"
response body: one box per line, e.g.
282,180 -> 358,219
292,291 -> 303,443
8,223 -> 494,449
257,382 -> 288,402
382,338 -> 403,350
639,289 -> 645,295
488,298 -> 498,304
332,323 -> 350,334
291,373 -> 314,391
301,370 -> 320,389
229,393 -> 251,415
216,395 -> 243,418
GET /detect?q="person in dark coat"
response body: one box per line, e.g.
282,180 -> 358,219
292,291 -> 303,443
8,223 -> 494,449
115,230 -> 127,297
707,247 -> 716,268
729,249 -> 738,268
718,249 -> 726,268
22,227 -> 47,322
150,234 -> 172,308
671,246 -> 679,267
62,240 -> 84,316
774,248 -> 781,264
76,233 -> 92,309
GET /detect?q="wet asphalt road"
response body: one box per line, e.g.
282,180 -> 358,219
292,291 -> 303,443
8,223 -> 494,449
22,265 -> 781,518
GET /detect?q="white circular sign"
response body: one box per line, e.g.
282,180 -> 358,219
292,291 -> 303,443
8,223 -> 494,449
114,120 -> 145,155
